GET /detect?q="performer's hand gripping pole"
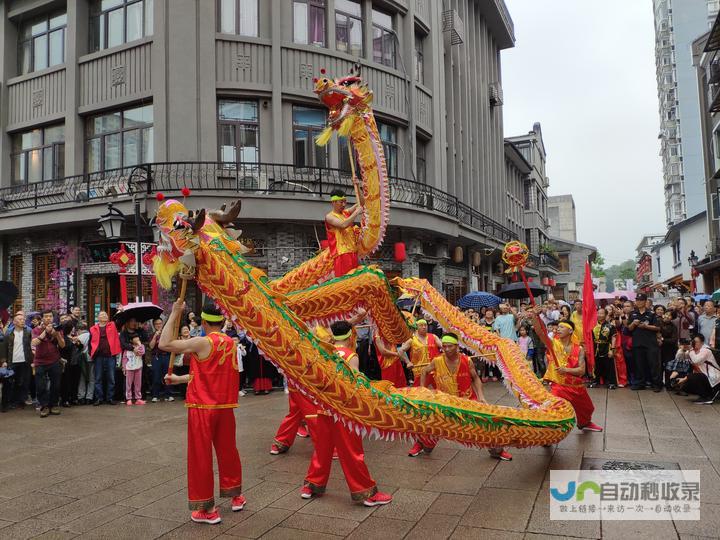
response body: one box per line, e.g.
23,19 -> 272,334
167,251 -> 196,376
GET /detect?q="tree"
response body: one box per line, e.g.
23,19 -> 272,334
591,252 -> 606,277
604,259 -> 637,292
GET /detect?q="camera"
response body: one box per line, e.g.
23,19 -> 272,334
669,377 -> 681,389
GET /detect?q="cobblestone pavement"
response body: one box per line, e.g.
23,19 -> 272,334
1,384 -> 719,539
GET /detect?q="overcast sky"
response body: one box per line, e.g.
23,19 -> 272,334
501,0 -> 666,266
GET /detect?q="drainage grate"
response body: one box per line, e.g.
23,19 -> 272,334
581,458 -> 681,471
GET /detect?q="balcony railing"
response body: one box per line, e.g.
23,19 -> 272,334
0,161 -> 516,243
540,252 -> 560,270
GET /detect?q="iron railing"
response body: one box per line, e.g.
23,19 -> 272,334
0,161 -> 515,242
540,252 -> 560,270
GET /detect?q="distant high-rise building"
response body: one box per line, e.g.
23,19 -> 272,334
548,195 -> 577,242
653,0 -> 719,226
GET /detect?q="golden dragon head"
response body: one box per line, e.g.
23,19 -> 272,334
313,68 -> 373,142
153,199 -> 244,289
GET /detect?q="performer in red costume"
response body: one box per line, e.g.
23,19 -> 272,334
161,301 -> 245,525
375,335 -> 409,388
399,319 -> 441,387
300,320 -> 392,506
269,309 -> 367,455
541,319 -> 603,432
325,189 -> 364,277
407,333 -> 513,461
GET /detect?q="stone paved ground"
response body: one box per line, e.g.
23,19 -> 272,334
1,384 -> 719,539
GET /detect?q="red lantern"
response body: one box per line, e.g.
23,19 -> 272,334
181,187 -> 191,197
542,277 -> 550,286
549,279 -> 556,287
528,277 -> 533,282
320,240 -> 329,250
394,242 -> 406,263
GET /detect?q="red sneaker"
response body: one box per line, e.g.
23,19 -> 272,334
190,508 -> 221,524
332,450 -> 339,460
231,495 -> 246,511
269,443 -> 287,455
580,422 -> 603,432
300,486 -> 314,499
297,425 -> 309,438
126,400 -> 133,406
408,442 -> 424,457
490,450 -> 513,461
135,399 -> 146,405
363,491 -> 392,507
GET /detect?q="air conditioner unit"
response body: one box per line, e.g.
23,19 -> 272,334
442,9 -> 464,45
489,83 -> 503,107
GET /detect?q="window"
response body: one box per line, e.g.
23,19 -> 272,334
218,100 -> 259,163
10,256 -> 23,313
414,34 -> 424,84
712,191 -> 720,220
293,106 -> 327,167
338,137 -> 360,174
218,0 -> 258,36
378,122 -> 398,176
656,256 -> 661,276
558,254 -> 570,273
672,240 -> 681,265
90,0 -> 153,52
33,253 -> 57,310
336,0 -> 362,57
86,104 -> 153,172
11,125 -> 65,185
293,0 -> 325,47
18,12 -> 67,75
372,7 -> 395,68
416,138 -> 426,183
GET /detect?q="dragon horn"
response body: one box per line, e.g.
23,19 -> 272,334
191,208 -> 206,233
209,200 -> 242,227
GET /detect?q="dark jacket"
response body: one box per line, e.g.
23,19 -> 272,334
120,327 -> 148,351
0,327 -> 33,365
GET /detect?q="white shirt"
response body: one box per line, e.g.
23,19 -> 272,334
125,350 -> 143,371
688,346 -> 720,388
12,328 -> 25,363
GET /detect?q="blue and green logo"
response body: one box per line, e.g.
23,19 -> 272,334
550,481 -> 601,502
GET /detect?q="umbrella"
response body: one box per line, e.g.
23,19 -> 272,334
711,289 -> 720,303
457,292 -> 502,310
396,293 -> 417,312
114,302 -> 163,327
497,281 -> 546,300
0,281 -> 18,311
694,293 -> 712,303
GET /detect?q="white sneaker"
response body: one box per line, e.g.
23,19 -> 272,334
151,397 -> 159,403
239,390 -> 247,397
166,396 -> 175,402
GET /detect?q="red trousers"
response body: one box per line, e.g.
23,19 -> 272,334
304,413 -> 377,501
550,383 -> 595,427
381,360 -> 407,388
187,408 -> 243,511
334,253 -> 358,277
273,391 -> 311,451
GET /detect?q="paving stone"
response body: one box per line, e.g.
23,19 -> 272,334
674,502 -> 720,538
296,492 -> 378,522
116,477 -> 187,509
484,455 -> 551,492
450,526 -> 524,539
224,507 -> 293,538
601,518 -> 679,540
241,481 -> 298,511
133,489 -> 193,523
37,488 -> 127,524
32,530 -> 77,540
460,488 -> 535,532
0,518 -> 56,540
344,516 -> 414,539
157,509 -> 256,540
266,490 -> 313,512
427,494 -> 474,516
75,514 -> 181,539
405,513 -> 460,540
3,492 -> 77,522
604,434 -> 653,453
651,436 -> 706,458
280,512 -> 359,536
260,526 -> 342,539
59,504 -> 134,535
423,474 -> 481,495
373,488 -> 439,521
526,482 -> 600,539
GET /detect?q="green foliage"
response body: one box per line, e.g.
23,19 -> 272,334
604,259 -> 637,292
591,252 -> 606,277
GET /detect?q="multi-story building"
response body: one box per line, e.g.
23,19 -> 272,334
0,0 -> 537,321
653,0 -> 719,226
547,194 -> 576,242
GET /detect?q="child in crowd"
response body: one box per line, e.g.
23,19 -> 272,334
666,338 -> 692,393
517,326 -> 534,370
122,335 -> 146,405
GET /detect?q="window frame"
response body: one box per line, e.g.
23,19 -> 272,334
17,11 -> 67,75
293,0 -> 326,47
217,99 -> 260,164
416,138 -> 426,183
85,105 -> 154,173
371,7 -> 396,68
335,0 -> 363,57
558,254 -> 570,273
292,105 -> 328,168
90,0 -> 153,53
10,255 -> 24,313
33,253 -> 57,310
217,0 -> 259,37
11,126 -> 66,185
414,33 -> 424,84
377,121 -> 399,177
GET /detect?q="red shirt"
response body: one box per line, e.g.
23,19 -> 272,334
32,326 -> 63,366
185,332 -> 239,409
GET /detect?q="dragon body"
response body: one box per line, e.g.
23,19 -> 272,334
152,72 -> 575,449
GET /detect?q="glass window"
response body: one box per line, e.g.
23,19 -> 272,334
293,105 -> 327,168
416,138 -> 426,183
17,11 -> 66,75
218,0 -> 258,36
85,105 -> 154,173
372,8 -> 395,68
217,100 -> 259,164
90,0 -> 153,52
378,122 -> 398,176
11,125 -> 65,185
414,34 -> 424,84
293,0 -> 325,47
336,0 -> 362,56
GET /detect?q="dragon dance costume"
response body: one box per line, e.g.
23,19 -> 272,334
545,338 -> 595,428
186,331 -> 243,511
302,344 -> 378,501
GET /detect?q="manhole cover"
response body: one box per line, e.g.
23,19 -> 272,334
581,458 -> 681,471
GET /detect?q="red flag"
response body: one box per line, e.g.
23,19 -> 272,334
582,261 -> 598,376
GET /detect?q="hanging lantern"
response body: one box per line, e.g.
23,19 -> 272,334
528,277 -> 533,282
472,251 -> 482,267
542,277 -> 550,286
320,240 -> 329,250
452,246 -> 464,263
549,279 -> 556,287
394,242 -> 407,262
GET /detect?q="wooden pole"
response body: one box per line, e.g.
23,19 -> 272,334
166,274 -> 190,376
346,139 -> 362,203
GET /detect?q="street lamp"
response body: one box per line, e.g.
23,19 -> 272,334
688,250 -> 700,294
